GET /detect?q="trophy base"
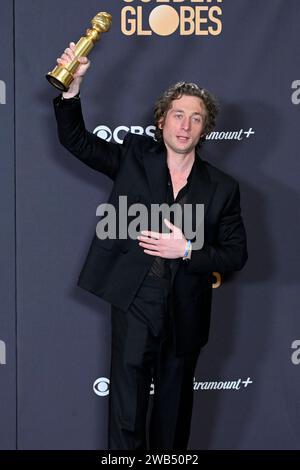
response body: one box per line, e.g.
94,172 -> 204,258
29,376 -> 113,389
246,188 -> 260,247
46,74 -> 68,92
46,65 -> 75,92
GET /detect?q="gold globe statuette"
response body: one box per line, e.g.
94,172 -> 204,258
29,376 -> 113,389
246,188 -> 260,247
46,12 -> 112,92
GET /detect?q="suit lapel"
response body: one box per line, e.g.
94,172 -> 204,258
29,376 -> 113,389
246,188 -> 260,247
141,140 -> 217,280
142,140 -> 169,205
185,151 -> 217,216
142,140 -> 217,215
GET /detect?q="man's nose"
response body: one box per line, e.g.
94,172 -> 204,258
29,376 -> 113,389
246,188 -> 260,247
181,117 -> 191,131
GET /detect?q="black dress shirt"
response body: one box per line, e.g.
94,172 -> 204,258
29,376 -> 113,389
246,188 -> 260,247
146,160 -> 195,283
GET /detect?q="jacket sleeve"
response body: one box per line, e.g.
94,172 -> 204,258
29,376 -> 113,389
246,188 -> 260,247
53,95 -> 131,180
186,182 -> 248,275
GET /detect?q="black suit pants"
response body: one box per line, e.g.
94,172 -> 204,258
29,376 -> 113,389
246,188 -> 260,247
108,276 -> 200,450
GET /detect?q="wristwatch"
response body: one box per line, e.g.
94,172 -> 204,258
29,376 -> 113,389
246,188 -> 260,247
182,240 -> 192,261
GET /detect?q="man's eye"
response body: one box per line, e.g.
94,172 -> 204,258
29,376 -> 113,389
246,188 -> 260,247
175,113 -> 183,119
192,117 -> 201,123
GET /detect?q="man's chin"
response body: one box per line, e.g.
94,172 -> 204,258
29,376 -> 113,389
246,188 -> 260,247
173,144 -> 195,155
164,139 -> 197,155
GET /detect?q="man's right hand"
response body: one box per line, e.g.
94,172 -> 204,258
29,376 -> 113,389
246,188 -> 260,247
57,42 -> 91,99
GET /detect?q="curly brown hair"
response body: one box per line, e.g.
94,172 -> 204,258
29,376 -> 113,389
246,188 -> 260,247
154,81 -> 219,148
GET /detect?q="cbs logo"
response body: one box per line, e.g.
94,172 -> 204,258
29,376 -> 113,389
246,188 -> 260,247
93,376 -> 155,396
93,377 -> 110,396
93,124 -> 155,143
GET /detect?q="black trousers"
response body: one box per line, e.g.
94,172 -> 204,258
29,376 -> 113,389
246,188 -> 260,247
108,276 -> 200,450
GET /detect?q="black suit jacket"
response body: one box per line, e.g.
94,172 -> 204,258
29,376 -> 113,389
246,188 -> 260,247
53,95 -> 248,355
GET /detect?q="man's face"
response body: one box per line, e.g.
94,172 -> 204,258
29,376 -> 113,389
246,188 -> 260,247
158,94 -> 206,155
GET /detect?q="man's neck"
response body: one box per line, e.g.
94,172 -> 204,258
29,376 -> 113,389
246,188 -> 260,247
166,149 -> 195,176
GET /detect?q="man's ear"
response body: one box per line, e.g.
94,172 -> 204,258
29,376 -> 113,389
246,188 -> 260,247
158,118 -> 164,130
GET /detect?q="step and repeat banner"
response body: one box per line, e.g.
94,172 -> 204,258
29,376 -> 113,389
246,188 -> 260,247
1,0 -> 300,450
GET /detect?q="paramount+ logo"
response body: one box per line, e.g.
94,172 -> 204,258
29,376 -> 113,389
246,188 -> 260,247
121,0 -> 223,37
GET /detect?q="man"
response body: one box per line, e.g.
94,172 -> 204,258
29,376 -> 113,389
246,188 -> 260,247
53,43 -> 248,450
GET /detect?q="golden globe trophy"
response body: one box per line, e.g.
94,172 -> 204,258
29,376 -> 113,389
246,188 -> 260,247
46,12 -> 112,92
